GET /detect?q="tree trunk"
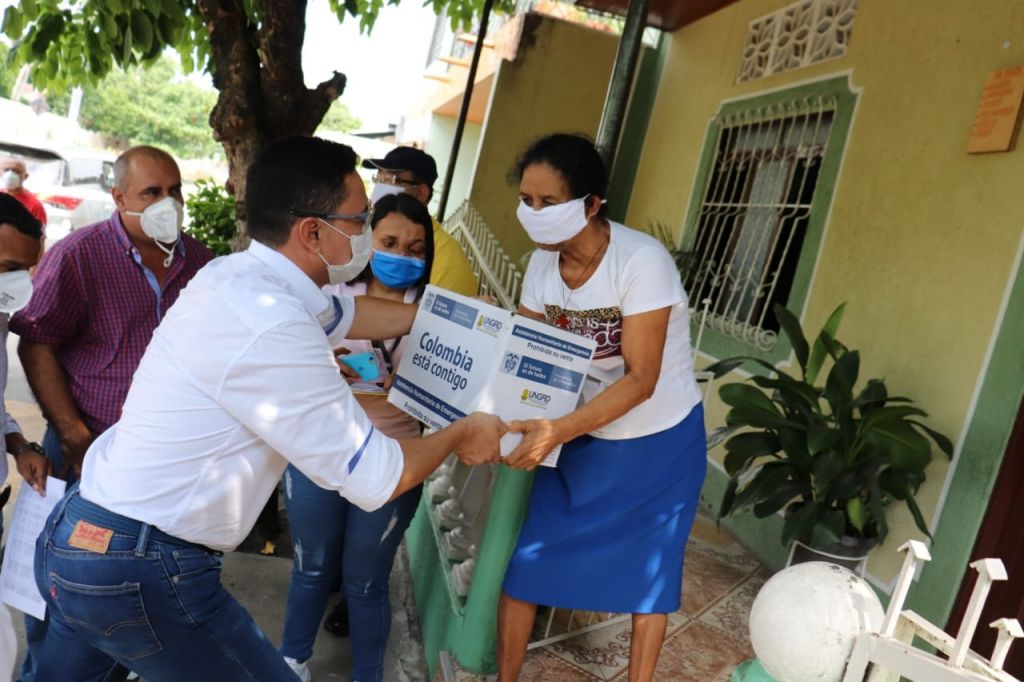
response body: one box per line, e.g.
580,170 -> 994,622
192,0 -> 348,551
196,0 -> 347,246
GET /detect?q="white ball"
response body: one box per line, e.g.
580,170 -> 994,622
749,562 -> 884,682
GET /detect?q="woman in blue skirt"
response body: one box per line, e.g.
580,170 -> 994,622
500,134 -> 707,681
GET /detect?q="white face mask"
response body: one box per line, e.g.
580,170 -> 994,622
0,270 -> 33,314
126,196 -> 184,266
2,170 -> 23,191
370,183 -> 406,204
317,218 -> 373,285
516,195 -> 592,245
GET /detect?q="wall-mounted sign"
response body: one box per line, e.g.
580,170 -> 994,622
967,65 -> 1024,154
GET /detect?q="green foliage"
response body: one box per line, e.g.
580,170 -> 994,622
316,100 -> 362,134
327,0 -> 514,34
47,56 -> 219,159
2,0 -> 514,94
0,43 -> 13,99
185,179 -> 235,256
2,0 -> 204,92
707,303 -> 953,549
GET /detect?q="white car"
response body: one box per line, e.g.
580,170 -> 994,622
0,141 -> 117,243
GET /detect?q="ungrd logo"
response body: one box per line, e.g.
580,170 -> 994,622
475,314 -> 503,336
519,388 -> 552,408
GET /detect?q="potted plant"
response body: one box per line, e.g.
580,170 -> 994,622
706,303 -> 953,570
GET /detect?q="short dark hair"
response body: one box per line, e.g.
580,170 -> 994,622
512,133 -> 608,213
246,136 -> 359,247
351,192 -> 435,299
0,193 -> 43,239
512,133 -> 606,218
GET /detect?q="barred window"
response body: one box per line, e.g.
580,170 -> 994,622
684,96 -> 836,351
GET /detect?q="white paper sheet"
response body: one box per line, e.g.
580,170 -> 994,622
0,477 -> 66,619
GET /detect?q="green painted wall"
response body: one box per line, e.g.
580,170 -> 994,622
908,239 -> 1024,624
626,0 -> 1024,599
407,467 -> 534,677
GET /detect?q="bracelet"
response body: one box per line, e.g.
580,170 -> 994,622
10,441 -> 44,458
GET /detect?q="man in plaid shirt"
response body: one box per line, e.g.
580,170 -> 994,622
10,145 -> 214,681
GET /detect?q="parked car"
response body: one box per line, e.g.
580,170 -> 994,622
0,140 -> 116,243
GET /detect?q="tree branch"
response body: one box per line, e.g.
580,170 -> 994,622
294,70 -> 348,132
258,0 -> 311,135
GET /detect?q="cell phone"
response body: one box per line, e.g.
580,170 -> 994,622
338,351 -> 381,382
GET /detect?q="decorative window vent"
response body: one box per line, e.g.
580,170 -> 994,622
737,0 -> 857,83
684,96 -> 836,351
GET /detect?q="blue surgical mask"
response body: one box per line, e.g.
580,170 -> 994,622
370,249 -> 426,290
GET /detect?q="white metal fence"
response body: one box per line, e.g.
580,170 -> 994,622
444,200 -> 524,309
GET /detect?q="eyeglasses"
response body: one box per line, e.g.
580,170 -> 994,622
373,171 -> 422,187
289,206 -> 373,232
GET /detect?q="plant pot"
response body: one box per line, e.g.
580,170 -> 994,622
786,537 -> 874,575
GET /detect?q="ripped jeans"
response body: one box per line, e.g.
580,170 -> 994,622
279,465 -> 421,682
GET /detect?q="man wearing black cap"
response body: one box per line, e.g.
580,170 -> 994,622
363,147 -> 478,296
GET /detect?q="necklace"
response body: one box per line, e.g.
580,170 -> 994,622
556,232 -> 609,328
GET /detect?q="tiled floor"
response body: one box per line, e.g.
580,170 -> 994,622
447,514 -> 769,681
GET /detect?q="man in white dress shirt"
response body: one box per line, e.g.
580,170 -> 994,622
28,136 -> 505,681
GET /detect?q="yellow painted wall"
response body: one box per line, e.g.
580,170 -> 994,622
627,0 -> 1024,583
468,14 -> 620,264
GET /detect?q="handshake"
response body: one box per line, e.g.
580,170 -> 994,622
444,412 -> 561,472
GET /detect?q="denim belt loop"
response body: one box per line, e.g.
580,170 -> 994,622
135,523 -> 152,557
51,487 -> 77,530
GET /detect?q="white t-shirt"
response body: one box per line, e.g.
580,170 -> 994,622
520,222 -> 701,440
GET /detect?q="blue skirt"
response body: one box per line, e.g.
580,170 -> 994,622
502,404 -> 707,614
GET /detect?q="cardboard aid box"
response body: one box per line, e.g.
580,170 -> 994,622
387,286 -> 596,466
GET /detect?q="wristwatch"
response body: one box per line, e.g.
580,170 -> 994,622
10,441 -> 44,458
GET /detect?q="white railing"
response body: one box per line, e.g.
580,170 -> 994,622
425,201 -> 523,606
444,200 -> 523,309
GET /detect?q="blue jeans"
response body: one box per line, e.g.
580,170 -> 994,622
32,489 -> 300,681
20,433 -> 86,682
280,465 -> 421,682
21,436 -> 91,679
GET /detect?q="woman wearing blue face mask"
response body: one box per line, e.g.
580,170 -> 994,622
279,192 -> 434,682
498,134 -> 706,682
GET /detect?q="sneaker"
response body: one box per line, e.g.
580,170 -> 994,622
284,656 -> 311,682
